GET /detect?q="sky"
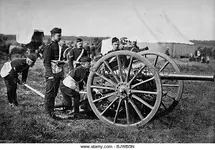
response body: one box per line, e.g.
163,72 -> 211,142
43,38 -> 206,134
0,0 -> 214,40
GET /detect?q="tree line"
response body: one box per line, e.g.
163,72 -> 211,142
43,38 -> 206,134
191,40 -> 215,47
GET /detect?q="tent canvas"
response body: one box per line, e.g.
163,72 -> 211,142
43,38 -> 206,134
101,38 -> 113,55
101,10 -> 195,57
16,29 -> 44,44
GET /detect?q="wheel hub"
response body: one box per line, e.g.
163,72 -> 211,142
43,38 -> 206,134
116,83 -> 130,98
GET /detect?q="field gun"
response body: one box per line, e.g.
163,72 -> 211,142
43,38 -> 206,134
85,50 -> 215,128
21,50 -> 214,128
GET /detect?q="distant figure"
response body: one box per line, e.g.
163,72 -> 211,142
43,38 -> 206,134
130,41 -> 139,53
196,50 -> 201,61
61,41 -> 69,60
206,56 -> 210,64
212,48 -> 215,59
84,44 -> 91,58
189,53 -> 195,61
90,44 -> 96,60
165,47 -> 170,56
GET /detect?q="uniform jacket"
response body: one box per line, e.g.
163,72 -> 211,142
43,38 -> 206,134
43,41 -> 63,78
9,58 -> 30,82
107,49 -> 129,69
68,47 -> 88,70
69,65 -> 89,90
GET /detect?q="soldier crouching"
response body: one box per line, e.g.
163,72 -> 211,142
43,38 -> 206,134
57,57 -> 91,118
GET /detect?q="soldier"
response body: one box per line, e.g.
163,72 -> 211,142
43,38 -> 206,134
106,37 -> 120,55
1,54 -> 37,106
130,41 -> 139,53
90,43 -> 96,60
68,38 -> 88,71
108,37 -> 128,69
165,47 -> 170,56
43,27 -> 65,119
57,57 -> 91,118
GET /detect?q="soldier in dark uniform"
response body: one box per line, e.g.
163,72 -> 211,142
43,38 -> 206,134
90,44 -> 96,60
68,38 -> 88,71
2,54 -> 37,106
61,41 -> 69,57
56,57 -> 91,118
165,47 -> 170,56
43,27 -> 65,119
107,37 -> 128,69
130,41 -> 139,53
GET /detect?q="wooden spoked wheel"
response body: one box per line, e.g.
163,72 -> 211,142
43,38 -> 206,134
87,51 -> 162,127
139,51 -> 184,117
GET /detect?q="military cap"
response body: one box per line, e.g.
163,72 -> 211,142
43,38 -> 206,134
112,37 -> 119,44
76,38 -> 83,43
50,27 -> 62,34
80,57 -> 91,62
27,54 -> 37,62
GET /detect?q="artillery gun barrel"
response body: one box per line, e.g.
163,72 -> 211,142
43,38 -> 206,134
145,73 -> 215,82
160,74 -> 215,81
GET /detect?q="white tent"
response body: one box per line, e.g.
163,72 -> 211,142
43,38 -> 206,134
15,5 -> 45,44
16,29 -> 35,44
101,38 -> 113,55
101,10 -> 195,57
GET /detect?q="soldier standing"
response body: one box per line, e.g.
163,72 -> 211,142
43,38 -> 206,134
108,37 -> 128,69
68,38 -> 88,71
43,27 -> 65,119
90,44 -> 96,60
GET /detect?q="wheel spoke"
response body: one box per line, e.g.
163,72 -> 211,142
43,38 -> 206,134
131,77 -> 155,88
101,97 -> 119,115
95,72 -> 116,86
132,94 -> 153,110
128,65 -> 146,84
153,55 -> 159,67
116,55 -> 123,82
124,100 -> 130,125
128,98 -> 144,120
93,92 -> 116,103
130,89 -> 157,95
91,85 -> 115,91
162,84 -> 179,87
159,61 -> 169,72
113,98 -> 123,124
103,60 -> 120,83
125,56 -> 134,82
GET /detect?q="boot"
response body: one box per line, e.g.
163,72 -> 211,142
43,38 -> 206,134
46,110 -> 61,120
13,100 -> 19,106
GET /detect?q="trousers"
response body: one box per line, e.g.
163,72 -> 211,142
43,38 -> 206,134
44,71 -> 64,113
4,75 -> 18,105
60,84 -> 80,113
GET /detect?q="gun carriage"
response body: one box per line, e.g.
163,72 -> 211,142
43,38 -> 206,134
85,50 -> 214,128
22,50 -> 214,128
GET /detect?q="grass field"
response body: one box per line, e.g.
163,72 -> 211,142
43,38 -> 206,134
0,56 -> 215,143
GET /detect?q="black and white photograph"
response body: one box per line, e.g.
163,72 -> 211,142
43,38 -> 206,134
0,0 -> 214,148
